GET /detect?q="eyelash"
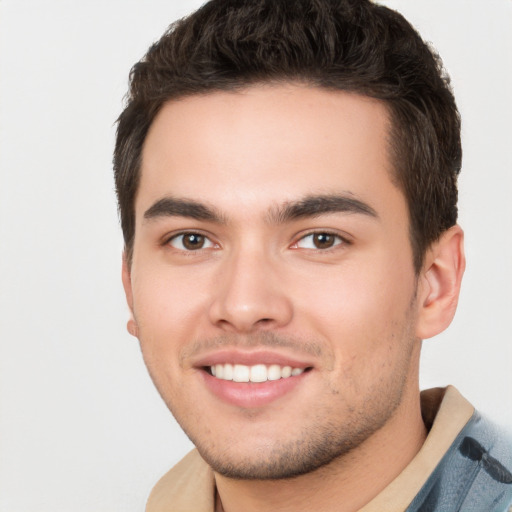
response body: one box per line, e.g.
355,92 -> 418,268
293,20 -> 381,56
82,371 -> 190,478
164,230 -> 350,252
291,230 -> 350,251
165,232 -> 217,251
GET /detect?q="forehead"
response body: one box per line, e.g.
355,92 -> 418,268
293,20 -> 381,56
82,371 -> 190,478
138,84 -> 403,221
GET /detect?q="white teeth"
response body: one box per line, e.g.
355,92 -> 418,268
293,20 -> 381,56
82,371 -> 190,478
209,363 -> 305,382
223,363 -> 233,380
281,366 -> 292,378
267,364 -> 281,381
233,364 -> 250,382
250,364 -> 267,383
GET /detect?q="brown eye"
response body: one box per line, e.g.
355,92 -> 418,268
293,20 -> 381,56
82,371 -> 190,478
183,233 -> 205,250
169,233 -> 214,251
312,233 -> 336,249
295,232 -> 343,250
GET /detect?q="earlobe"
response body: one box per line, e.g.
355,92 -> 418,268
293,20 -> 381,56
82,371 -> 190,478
127,318 -> 139,337
415,225 -> 465,340
122,252 -> 139,338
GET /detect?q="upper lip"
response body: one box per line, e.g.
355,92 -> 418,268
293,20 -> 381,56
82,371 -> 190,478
191,349 -> 315,369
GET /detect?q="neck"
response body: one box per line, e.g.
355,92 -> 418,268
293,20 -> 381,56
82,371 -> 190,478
214,384 -> 427,512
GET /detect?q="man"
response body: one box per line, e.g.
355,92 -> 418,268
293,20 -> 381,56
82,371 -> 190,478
114,0 -> 512,510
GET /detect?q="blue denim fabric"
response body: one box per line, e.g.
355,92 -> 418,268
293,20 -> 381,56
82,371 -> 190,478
407,412 -> 512,512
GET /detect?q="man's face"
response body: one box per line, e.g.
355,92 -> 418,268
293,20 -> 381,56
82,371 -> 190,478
124,84 -> 425,479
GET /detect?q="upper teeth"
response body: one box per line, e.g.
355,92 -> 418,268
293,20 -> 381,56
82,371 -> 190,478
211,363 -> 305,383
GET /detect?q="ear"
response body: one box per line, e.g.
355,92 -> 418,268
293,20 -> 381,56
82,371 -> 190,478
415,225 -> 465,340
122,252 -> 139,338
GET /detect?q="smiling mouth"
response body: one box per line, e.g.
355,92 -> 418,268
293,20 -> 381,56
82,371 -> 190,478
206,363 -> 312,383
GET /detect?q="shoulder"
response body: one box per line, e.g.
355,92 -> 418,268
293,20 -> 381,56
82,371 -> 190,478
408,411 -> 512,512
146,450 -> 215,512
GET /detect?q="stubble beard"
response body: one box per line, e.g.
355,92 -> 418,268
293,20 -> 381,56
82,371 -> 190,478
195,406 -> 403,480
175,336 -> 415,480
190,366 -> 411,480
147,297 -> 419,481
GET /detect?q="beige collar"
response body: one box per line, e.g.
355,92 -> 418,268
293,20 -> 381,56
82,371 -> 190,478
146,386 -> 474,512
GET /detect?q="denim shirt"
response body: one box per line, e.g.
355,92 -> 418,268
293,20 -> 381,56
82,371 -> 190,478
407,412 -> 512,512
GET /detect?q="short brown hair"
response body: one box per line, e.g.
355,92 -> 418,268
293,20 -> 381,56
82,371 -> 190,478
114,0 -> 461,271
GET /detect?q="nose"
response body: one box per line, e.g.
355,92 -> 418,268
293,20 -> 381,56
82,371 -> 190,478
208,247 -> 294,333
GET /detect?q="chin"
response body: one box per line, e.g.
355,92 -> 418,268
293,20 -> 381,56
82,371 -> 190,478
190,411 -> 391,481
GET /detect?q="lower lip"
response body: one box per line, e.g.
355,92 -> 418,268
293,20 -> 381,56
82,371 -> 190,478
200,370 -> 309,408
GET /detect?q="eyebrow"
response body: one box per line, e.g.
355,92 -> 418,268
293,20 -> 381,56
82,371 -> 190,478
267,194 -> 378,224
143,193 -> 378,225
143,197 -> 226,223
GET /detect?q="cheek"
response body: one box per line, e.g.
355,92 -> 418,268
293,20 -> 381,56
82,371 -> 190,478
297,262 -> 410,334
134,265 -> 208,328
131,272 -> 201,406
130,268 -> 209,374
292,255 -> 416,373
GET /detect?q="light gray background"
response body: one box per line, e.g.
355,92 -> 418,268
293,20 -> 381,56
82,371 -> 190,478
1,1 -> 511,510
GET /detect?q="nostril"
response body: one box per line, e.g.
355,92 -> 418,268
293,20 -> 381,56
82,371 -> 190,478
208,287 -> 294,332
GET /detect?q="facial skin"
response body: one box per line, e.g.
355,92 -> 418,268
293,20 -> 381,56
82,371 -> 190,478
123,84 -> 464,511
